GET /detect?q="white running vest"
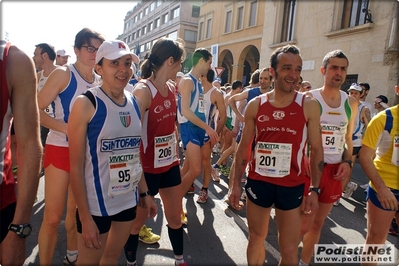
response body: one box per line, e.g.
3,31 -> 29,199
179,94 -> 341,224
311,89 -> 352,164
84,87 -> 142,216
46,64 -> 100,147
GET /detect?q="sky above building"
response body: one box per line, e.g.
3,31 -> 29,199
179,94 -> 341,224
1,1 -> 138,60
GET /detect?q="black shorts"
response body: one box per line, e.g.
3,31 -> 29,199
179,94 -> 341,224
76,206 -> 136,234
40,126 -> 49,147
145,164 -> 181,196
10,122 -> 15,135
245,178 -> 304,210
352,146 -> 361,156
0,202 -> 16,242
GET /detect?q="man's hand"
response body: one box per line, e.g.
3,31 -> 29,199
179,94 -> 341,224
333,163 -> 351,181
228,186 -> 244,210
302,192 -> 319,215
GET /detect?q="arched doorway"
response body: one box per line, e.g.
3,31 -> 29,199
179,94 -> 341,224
219,49 -> 233,85
239,45 -> 260,86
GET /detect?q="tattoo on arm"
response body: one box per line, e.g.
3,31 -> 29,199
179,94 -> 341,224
241,160 -> 247,166
318,161 -> 324,172
365,108 -> 371,123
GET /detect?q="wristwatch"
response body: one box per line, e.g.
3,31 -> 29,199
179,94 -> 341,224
309,186 -> 321,196
139,191 -> 151,198
8,223 -> 32,238
342,159 -> 353,168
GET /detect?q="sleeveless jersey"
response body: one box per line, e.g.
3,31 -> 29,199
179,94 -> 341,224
352,101 -> 367,147
38,68 -> 58,117
247,87 -> 262,102
84,87 -> 141,216
311,89 -> 351,164
0,40 -> 16,210
139,80 -> 179,174
362,106 -> 399,190
177,73 -> 205,125
248,92 -> 308,187
46,64 -> 100,147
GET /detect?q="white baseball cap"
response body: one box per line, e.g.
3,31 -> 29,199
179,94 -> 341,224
176,72 -> 184,78
56,49 -> 70,57
95,40 -> 140,65
348,83 -> 362,92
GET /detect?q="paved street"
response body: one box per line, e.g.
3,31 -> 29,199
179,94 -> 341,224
23,155 -> 398,265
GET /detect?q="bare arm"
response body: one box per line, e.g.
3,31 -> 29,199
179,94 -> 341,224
362,106 -> 370,128
302,97 -> 323,214
334,96 -> 357,180
212,90 -> 227,135
68,95 -> 101,248
344,96 -> 358,160
132,83 -> 152,121
304,97 -> 323,188
359,145 -> 398,211
132,84 -> 157,218
37,67 -> 69,134
228,91 -> 249,123
2,45 -> 42,265
228,99 -> 258,210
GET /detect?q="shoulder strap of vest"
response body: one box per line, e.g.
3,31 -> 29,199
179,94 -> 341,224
384,108 -> 393,133
83,90 -> 96,108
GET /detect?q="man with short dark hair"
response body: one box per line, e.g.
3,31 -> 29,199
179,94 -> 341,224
373,94 -> 389,117
359,82 -> 373,111
178,48 -> 218,208
33,43 -> 58,149
229,45 -> 323,265
300,49 -> 358,265
197,69 -> 226,203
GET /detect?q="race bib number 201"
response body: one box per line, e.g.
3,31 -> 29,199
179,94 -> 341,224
255,142 -> 292,178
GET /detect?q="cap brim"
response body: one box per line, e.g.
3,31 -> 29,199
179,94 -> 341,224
104,51 -> 140,64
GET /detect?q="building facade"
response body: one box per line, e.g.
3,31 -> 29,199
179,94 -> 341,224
197,0 -> 399,105
196,0 -> 265,86
118,0 -> 202,73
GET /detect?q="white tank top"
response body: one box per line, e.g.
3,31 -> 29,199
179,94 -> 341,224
46,64 -> 100,147
311,89 -> 352,164
38,68 -> 58,117
84,87 -> 141,216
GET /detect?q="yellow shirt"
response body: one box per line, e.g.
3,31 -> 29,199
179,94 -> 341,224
362,105 -> 399,190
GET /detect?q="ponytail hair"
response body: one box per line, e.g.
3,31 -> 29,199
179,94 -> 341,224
141,37 -> 186,79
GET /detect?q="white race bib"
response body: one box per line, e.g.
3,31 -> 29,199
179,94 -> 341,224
108,152 -> 141,197
321,124 -> 345,155
198,93 -> 204,113
255,142 -> 292,178
154,133 -> 177,168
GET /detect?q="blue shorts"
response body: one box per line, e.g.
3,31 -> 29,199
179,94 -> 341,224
366,186 -> 399,213
245,178 -> 304,210
180,123 -> 205,149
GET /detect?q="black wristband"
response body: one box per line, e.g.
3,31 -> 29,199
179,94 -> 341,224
342,159 -> 353,168
139,191 -> 150,198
